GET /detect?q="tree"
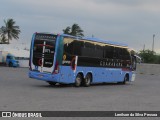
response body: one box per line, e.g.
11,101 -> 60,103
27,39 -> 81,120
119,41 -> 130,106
63,26 -> 70,35
0,27 -> 7,43
139,49 -> 156,63
0,18 -> 21,44
0,36 -> 7,43
63,23 -> 84,37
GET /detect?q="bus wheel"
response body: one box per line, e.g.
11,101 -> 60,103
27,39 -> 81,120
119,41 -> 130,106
47,81 -> 56,86
75,74 -> 82,87
84,74 -> 91,87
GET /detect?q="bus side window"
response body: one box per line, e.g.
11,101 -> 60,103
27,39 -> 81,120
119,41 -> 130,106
118,48 -> 123,60
63,38 -> 74,55
121,48 -> 130,67
81,41 -> 95,57
122,48 -> 130,60
113,47 -> 121,60
95,44 -> 103,58
73,40 -> 84,56
105,45 -> 114,59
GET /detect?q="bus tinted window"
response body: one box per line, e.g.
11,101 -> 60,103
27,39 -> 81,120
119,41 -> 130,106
95,43 -> 103,58
114,47 -> 123,59
81,41 -> 95,57
73,40 -> 84,56
122,48 -> 130,60
63,37 -> 74,55
118,47 -> 123,60
33,34 -> 56,68
64,38 -> 104,58
105,45 -> 114,59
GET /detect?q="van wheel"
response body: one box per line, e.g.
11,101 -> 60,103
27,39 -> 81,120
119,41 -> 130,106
47,81 -> 56,86
84,74 -> 91,87
75,74 -> 82,87
9,62 -> 13,67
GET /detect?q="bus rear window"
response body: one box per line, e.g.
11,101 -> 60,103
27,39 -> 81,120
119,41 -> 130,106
33,34 -> 57,68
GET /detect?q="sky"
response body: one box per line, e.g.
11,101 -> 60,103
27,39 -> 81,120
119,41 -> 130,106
0,0 -> 160,53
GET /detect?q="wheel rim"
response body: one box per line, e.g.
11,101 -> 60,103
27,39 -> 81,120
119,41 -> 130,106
75,76 -> 81,86
84,74 -> 91,86
86,76 -> 91,85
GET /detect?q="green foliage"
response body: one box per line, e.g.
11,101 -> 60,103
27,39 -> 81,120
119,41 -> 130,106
0,36 -> 7,43
0,18 -> 21,44
139,49 -> 160,64
63,23 -> 84,37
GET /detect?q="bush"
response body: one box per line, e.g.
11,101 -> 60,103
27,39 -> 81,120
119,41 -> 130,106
139,49 -> 160,64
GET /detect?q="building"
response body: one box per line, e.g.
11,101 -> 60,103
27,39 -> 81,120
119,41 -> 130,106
0,44 -> 29,67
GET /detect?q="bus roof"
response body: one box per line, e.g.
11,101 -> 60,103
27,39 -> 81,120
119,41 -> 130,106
63,34 -> 128,47
35,33 -> 128,47
61,34 -> 128,47
82,37 -> 128,47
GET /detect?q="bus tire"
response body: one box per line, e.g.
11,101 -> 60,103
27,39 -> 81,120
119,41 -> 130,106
83,74 -> 92,87
47,81 -> 56,86
75,74 -> 82,87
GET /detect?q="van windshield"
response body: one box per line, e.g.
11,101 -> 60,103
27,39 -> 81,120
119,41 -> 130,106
32,34 -> 57,68
7,56 -> 15,60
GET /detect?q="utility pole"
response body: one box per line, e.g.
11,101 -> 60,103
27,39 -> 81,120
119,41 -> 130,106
152,34 -> 155,52
143,44 -> 145,51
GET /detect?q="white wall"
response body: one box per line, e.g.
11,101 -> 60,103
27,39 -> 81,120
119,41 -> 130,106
18,60 -> 29,68
0,51 -> 8,63
137,63 -> 160,75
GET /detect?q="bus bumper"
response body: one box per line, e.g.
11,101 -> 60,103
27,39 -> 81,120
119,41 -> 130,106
28,71 -> 60,82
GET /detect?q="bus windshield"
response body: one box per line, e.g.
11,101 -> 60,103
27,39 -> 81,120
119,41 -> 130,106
7,55 -> 16,60
32,34 -> 57,68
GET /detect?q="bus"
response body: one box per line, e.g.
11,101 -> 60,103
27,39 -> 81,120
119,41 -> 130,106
29,33 -> 137,87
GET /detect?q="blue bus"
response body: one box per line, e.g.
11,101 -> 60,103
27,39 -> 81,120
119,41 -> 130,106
29,33 -> 137,87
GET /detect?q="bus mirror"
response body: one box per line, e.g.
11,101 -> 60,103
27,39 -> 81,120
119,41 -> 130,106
132,56 -> 137,70
133,60 -> 136,70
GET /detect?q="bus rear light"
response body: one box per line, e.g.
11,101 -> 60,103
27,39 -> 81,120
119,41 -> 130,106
53,61 -> 59,74
71,64 -> 76,71
71,56 -> 78,72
